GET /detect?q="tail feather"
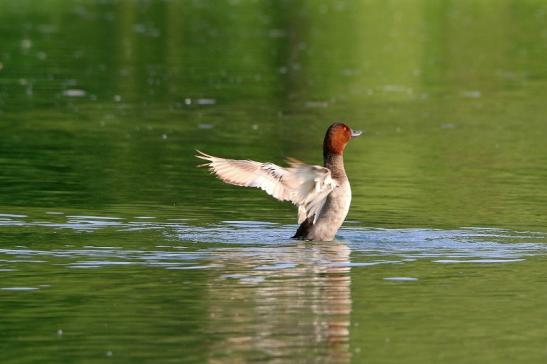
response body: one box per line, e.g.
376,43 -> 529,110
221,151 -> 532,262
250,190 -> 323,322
292,217 -> 314,240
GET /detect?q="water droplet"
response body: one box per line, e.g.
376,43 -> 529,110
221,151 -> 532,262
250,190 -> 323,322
63,89 -> 86,97
462,90 -> 481,98
21,39 -> 32,50
268,29 -> 285,38
305,101 -> 329,108
383,277 -> 418,281
196,98 -> 216,105
440,123 -> 456,129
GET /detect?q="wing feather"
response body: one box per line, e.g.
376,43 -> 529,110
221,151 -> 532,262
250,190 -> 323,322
196,150 -> 337,223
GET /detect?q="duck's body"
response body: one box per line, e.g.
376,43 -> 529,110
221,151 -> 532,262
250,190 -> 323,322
293,152 -> 352,241
197,122 -> 361,241
293,179 -> 351,240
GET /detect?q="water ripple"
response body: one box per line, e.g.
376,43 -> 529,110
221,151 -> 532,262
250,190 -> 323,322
0,215 -> 546,270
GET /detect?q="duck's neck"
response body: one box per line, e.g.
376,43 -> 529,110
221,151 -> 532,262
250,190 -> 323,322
324,152 -> 346,179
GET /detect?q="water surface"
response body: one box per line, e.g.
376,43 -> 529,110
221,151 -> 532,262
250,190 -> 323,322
1,0 -> 547,363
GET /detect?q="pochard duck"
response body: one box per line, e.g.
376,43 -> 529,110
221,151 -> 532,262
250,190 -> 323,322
196,122 -> 362,241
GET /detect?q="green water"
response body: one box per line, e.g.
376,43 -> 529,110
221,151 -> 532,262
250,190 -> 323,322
1,0 -> 547,363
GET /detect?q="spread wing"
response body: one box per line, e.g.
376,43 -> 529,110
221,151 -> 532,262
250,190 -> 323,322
196,150 -> 337,223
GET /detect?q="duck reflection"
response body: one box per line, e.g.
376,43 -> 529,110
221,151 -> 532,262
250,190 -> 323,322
206,241 -> 352,363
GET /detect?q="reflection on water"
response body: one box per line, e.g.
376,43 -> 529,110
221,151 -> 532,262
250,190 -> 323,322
1,214 -> 547,362
206,242 -> 352,363
2,0 -> 547,362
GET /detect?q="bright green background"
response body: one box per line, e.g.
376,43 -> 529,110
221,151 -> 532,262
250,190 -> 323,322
1,0 -> 547,363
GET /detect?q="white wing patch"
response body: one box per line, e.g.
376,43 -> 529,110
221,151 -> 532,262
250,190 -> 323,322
196,151 -> 337,224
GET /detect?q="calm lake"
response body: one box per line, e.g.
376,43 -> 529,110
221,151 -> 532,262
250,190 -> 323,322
1,0 -> 547,363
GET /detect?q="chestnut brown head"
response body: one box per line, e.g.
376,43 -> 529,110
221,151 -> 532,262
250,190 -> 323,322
323,122 -> 362,158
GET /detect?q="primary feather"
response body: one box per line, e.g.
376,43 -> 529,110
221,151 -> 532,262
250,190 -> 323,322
196,150 -> 337,224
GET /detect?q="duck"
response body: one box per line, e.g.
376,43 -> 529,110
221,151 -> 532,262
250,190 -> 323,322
196,122 -> 362,241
